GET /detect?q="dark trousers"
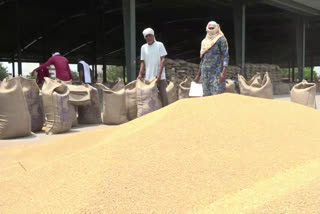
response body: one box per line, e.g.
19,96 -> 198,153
157,80 -> 169,107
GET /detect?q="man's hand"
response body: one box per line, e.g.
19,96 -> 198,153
31,70 -> 35,77
156,73 -> 161,82
137,73 -> 142,80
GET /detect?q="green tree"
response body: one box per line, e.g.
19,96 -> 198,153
0,63 -> 8,81
71,70 -> 79,81
107,65 -> 125,83
27,71 -> 37,79
281,67 -> 318,82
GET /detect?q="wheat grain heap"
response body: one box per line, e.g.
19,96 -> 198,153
0,93 -> 319,213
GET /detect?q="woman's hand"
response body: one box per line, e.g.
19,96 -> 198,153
194,68 -> 201,83
219,67 -> 227,83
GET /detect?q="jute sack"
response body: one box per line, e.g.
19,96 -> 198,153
0,78 -> 31,139
225,79 -> 236,93
78,84 -> 102,124
136,79 -> 162,117
70,104 -> 78,127
96,83 -> 127,125
238,73 -> 261,92
239,72 -> 273,99
291,80 -> 317,108
56,78 -> 72,85
111,78 -> 125,92
67,85 -> 91,106
125,80 -> 138,121
166,80 -> 178,104
42,78 -> 72,135
179,77 -> 192,99
18,77 -> 44,132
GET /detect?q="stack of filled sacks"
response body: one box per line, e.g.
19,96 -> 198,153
97,78 -> 178,125
238,72 -> 273,99
0,78 -> 31,139
291,80 -> 317,108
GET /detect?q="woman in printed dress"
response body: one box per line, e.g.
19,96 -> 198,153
194,21 -> 229,96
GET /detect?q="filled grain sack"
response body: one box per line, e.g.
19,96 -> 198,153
42,77 -> 72,135
291,80 -> 317,108
166,80 -> 178,104
136,78 -> 162,117
0,78 -> 31,139
179,77 -> 192,99
112,78 -> 125,92
238,72 -> 273,99
70,104 -> 78,127
125,80 -> 138,121
96,83 -> 127,125
67,85 -> 91,106
78,84 -> 102,124
225,79 -> 237,93
18,77 -> 44,132
57,79 -> 72,85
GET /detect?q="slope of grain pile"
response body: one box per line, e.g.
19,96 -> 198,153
0,93 -> 319,213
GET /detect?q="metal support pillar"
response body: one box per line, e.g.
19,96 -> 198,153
12,59 -> 15,77
233,0 -> 246,77
311,56 -> 314,82
95,0 -> 107,83
123,65 -> 126,84
288,60 -> 291,80
122,0 -> 136,82
296,16 -> 306,82
292,58 -> 295,82
16,0 -> 22,76
95,64 -> 98,81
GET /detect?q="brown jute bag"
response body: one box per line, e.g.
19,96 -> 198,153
166,80 -> 178,104
42,78 -> 72,135
78,84 -> 102,124
125,80 -> 138,121
178,77 -> 192,99
18,77 -> 44,132
238,72 -> 273,99
225,79 -> 236,93
67,84 -> 91,106
96,83 -> 127,125
136,78 -> 162,117
0,78 -> 31,139
291,80 -> 317,108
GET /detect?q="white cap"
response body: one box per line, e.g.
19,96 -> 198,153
142,28 -> 154,38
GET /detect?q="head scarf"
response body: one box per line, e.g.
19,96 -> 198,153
200,21 -> 225,58
142,28 -> 155,38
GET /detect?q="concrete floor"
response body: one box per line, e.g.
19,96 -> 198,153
0,124 -> 112,150
274,93 -> 320,110
1,93 -> 319,150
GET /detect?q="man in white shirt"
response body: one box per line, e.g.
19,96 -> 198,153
138,28 -> 168,107
77,56 -> 93,84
